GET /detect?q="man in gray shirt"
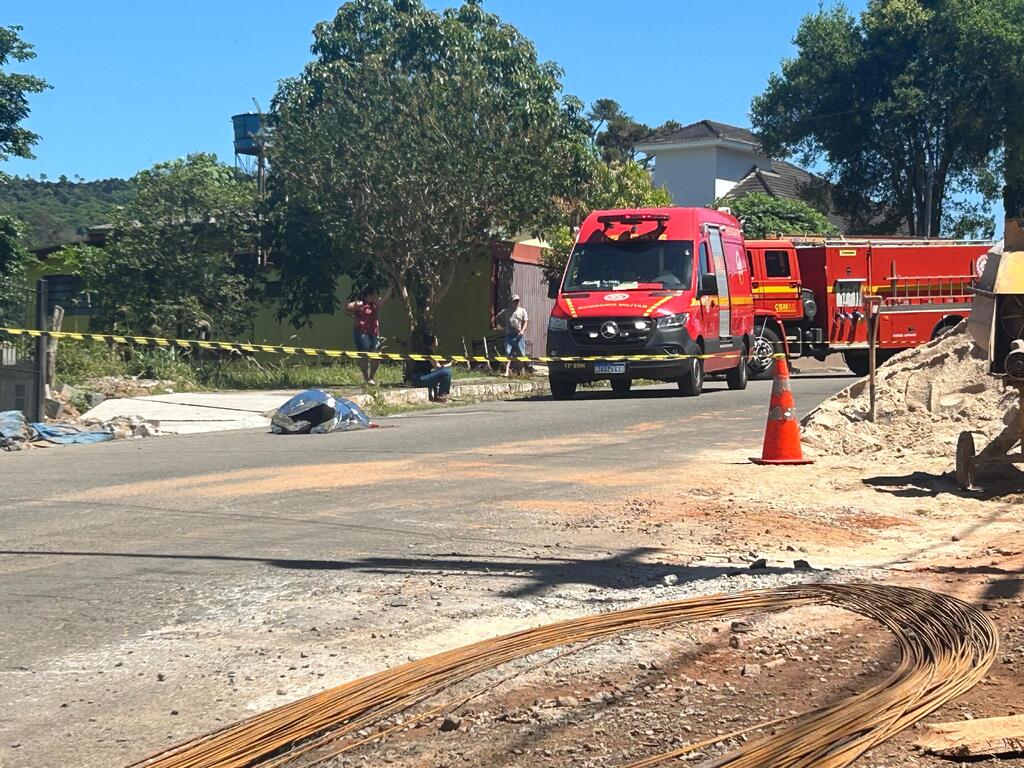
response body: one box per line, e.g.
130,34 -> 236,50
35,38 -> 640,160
499,294 -> 529,377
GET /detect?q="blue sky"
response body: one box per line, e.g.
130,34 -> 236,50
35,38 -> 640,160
4,0 -> 867,181
0,0 -> 1004,235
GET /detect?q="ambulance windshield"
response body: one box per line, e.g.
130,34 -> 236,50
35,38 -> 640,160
562,240 -> 694,292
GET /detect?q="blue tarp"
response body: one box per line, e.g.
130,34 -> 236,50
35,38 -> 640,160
0,410 -> 29,450
29,422 -> 114,445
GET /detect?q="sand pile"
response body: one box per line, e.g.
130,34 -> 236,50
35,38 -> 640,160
802,324 -> 1020,458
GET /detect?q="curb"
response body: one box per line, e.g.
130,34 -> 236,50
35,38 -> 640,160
347,379 -> 538,408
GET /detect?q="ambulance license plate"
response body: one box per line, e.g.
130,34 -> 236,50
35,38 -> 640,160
594,362 -> 626,375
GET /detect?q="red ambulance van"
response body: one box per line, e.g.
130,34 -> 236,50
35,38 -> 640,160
545,208 -> 754,399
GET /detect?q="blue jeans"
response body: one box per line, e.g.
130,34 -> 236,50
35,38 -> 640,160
353,332 -> 380,352
505,333 -> 526,357
413,367 -> 452,398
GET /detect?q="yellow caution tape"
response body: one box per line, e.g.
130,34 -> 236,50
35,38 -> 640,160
0,327 -> 781,365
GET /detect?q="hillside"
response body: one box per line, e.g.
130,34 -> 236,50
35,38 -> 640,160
0,175 -> 136,249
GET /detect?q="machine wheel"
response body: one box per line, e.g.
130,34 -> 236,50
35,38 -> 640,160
549,376 -> 577,401
749,325 -> 781,380
725,350 -> 749,390
955,431 -> 976,490
610,378 -> 632,396
843,351 -> 870,378
678,357 -> 704,397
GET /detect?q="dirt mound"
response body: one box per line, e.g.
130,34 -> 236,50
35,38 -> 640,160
802,324 -> 1019,458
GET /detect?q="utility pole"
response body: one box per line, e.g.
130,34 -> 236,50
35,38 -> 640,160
34,279 -> 47,423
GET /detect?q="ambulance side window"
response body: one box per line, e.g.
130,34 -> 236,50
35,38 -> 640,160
764,250 -> 791,278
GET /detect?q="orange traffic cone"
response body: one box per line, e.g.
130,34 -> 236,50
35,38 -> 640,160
750,356 -> 813,465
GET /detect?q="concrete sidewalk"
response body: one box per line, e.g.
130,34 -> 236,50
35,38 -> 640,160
78,378 -> 538,434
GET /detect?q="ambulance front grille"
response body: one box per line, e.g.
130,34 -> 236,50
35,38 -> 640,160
569,318 -> 653,348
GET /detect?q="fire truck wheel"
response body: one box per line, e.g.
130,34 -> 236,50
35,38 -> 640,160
931,317 -> 963,340
678,357 -> 704,397
843,351 -> 871,378
749,326 -> 780,380
726,352 -> 749,390
610,378 -> 632,396
955,431 -> 976,490
549,376 -> 577,401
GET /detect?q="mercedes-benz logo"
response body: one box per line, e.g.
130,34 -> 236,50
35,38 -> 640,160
600,321 -> 619,339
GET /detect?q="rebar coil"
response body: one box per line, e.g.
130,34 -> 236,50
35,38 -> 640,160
129,583 -> 997,768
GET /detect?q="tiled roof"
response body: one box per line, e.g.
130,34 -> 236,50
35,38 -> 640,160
640,119 -> 760,148
724,161 -> 848,231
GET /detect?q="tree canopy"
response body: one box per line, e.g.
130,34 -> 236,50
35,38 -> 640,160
0,25 -> 50,163
712,192 -> 838,240
751,0 -> 1011,237
71,154 -> 261,338
270,0 -> 594,344
586,98 -> 681,166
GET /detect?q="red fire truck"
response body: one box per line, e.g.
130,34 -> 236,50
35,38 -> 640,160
745,237 -> 993,377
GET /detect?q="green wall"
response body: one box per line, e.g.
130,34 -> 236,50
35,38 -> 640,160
30,251 -> 496,355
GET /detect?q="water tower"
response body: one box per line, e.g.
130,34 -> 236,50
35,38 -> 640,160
232,112 -> 267,195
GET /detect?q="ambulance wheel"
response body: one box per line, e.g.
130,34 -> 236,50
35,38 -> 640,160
843,351 -> 870,378
610,378 -> 632,396
955,431 -> 976,490
726,352 -> 749,390
678,357 -> 704,397
749,326 -> 780,380
549,376 -> 577,401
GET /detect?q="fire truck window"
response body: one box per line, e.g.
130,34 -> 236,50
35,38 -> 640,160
764,250 -> 791,278
745,250 -> 754,274
699,242 -> 712,275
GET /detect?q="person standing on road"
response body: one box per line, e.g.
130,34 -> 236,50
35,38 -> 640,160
411,334 -> 453,402
346,287 -> 386,386
498,294 -> 528,377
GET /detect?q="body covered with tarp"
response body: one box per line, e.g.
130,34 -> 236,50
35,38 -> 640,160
271,390 -> 375,434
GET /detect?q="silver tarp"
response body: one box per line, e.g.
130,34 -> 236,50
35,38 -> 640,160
270,389 -> 374,434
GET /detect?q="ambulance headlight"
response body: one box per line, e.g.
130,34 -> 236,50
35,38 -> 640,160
656,312 -> 689,329
548,316 -> 569,332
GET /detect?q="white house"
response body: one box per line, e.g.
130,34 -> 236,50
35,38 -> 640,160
635,119 -> 846,230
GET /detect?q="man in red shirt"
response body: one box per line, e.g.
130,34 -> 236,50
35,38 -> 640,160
345,287 -> 386,385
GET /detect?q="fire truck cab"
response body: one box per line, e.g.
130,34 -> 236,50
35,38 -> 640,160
746,238 -> 992,376
546,207 -> 754,399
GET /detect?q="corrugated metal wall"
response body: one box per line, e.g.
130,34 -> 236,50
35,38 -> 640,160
508,261 -> 554,357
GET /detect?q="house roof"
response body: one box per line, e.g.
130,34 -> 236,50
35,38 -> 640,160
724,161 -> 848,231
637,119 -> 760,149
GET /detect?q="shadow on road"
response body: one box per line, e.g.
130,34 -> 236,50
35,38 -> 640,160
0,546 -> 804,598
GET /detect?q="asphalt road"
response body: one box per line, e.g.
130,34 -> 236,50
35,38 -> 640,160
0,374 -> 852,766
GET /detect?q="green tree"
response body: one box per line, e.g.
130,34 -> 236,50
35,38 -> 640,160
0,215 -> 31,326
74,154 -> 261,337
540,159 -> 672,282
585,99 -> 681,167
0,25 -> 50,163
957,0 -> 1024,240
270,0 -> 593,344
752,0 -> 1009,237
712,192 -> 838,239
587,99 -> 652,165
